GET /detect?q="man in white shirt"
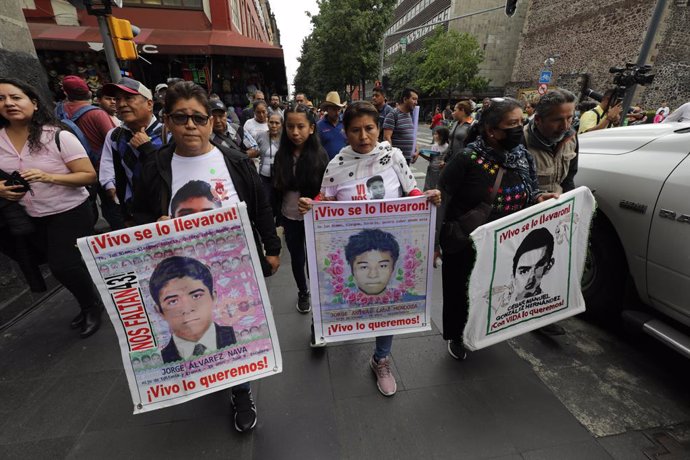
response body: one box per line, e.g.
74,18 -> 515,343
210,100 -> 258,157
99,77 -> 163,227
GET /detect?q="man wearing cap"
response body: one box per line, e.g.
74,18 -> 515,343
210,100 -> 258,158
99,77 -> 164,228
316,91 -> 347,160
58,76 -> 117,160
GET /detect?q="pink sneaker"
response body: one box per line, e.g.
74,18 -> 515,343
369,356 -> 397,396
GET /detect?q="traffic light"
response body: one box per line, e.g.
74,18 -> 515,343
106,15 -> 138,60
505,0 -> 518,17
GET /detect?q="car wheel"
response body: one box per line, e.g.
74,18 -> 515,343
581,215 -> 628,322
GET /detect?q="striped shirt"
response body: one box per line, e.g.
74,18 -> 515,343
383,108 -> 415,159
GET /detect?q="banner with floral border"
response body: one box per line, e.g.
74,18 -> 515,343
304,196 -> 435,344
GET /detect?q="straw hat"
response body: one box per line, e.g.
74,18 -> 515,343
320,91 -> 345,109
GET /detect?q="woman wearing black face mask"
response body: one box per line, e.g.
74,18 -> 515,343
435,97 -> 558,360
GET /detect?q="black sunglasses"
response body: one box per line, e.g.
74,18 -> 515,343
168,113 -> 210,126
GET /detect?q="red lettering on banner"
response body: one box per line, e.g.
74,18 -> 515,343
314,206 -> 345,221
173,209 -> 236,232
198,356 -> 269,388
146,383 -> 181,402
367,315 -> 420,331
109,282 -> 156,352
378,201 -> 429,214
92,232 -> 132,252
500,227 -> 521,244
327,323 -> 354,335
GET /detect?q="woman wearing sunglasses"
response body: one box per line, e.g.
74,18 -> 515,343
132,82 -> 281,433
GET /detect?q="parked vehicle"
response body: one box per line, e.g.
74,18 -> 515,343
577,123 -> 690,358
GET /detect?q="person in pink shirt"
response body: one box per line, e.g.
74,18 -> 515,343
0,77 -> 103,338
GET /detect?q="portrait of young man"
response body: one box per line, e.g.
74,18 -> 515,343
511,227 -> 555,301
170,180 -> 222,218
344,229 -> 400,296
492,227 -> 556,315
366,175 -> 386,200
149,256 -> 236,363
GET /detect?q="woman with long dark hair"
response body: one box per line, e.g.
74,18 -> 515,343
0,77 -> 102,338
272,103 -> 329,314
437,97 -> 557,360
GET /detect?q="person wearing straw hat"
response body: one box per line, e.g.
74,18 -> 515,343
316,91 -> 347,160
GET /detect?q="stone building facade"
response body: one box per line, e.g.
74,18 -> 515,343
448,0 -> 527,90
383,0 -> 452,73
509,0 -> 690,110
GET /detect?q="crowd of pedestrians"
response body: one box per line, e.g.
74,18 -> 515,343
1,69 -> 688,435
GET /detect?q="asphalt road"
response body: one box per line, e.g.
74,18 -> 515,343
0,125 -> 687,458
415,123 -> 690,457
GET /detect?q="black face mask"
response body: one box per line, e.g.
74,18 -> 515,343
498,126 -> 524,151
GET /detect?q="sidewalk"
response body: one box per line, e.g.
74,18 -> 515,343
1,241 -> 621,460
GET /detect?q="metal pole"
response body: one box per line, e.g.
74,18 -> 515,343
378,4 -> 504,81
97,15 -> 122,83
621,0 -> 667,117
379,35 -> 385,83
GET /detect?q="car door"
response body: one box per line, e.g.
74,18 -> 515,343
647,147 -> 690,326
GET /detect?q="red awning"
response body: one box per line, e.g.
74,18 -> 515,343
28,23 -> 284,59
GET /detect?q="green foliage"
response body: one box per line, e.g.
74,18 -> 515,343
386,48 -> 425,102
386,27 -> 488,101
416,28 -> 487,99
294,0 -> 396,100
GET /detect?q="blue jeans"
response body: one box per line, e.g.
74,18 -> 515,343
374,335 -> 393,361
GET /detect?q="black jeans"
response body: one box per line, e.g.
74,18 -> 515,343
259,175 -> 279,221
31,200 -> 101,312
441,243 -> 476,341
282,215 -> 308,293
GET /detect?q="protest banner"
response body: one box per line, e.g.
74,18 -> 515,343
411,105 -> 420,154
464,187 -> 596,350
77,203 -> 281,413
305,196 -> 435,344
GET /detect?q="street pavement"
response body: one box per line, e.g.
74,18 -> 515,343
0,126 -> 689,459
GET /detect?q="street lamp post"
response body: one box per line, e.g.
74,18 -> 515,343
378,4 -> 507,82
620,0 -> 667,118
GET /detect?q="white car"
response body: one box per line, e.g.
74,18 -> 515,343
577,122 -> 690,358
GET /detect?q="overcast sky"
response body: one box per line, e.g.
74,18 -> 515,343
271,0 -> 319,97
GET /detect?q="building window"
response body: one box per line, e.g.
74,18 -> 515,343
231,0 -> 242,33
123,0 -> 202,9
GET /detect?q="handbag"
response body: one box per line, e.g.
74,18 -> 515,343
441,166 -> 504,254
0,168 -> 35,236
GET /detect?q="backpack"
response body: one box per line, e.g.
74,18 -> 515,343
54,102 -> 100,164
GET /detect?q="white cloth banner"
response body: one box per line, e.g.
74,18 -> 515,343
463,186 -> 596,350
305,196 -> 435,344
77,203 -> 282,413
